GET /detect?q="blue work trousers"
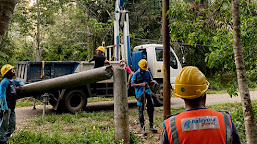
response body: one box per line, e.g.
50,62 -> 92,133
138,94 -> 154,128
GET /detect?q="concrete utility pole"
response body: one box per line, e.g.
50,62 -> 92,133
162,0 -> 170,118
20,66 -> 113,97
113,68 -> 130,143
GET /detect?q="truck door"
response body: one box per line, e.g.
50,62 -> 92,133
154,47 -> 182,84
131,50 -> 147,71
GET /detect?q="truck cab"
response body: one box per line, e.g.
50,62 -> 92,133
132,44 -> 182,86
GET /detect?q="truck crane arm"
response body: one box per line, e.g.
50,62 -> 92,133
114,0 -> 131,66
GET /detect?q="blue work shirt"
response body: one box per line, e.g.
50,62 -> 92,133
0,78 -> 24,110
131,70 -> 153,106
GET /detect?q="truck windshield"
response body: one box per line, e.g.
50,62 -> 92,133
155,47 -> 178,69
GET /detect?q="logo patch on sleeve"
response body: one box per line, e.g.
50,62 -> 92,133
181,116 -> 220,132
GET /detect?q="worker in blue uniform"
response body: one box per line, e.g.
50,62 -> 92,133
0,64 -> 24,143
131,59 -> 158,135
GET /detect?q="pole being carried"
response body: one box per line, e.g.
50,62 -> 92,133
19,66 -> 113,97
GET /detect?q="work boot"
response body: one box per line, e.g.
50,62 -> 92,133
140,126 -> 147,136
149,123 -> 157,133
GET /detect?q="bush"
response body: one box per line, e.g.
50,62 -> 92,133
208,101 -> 257,144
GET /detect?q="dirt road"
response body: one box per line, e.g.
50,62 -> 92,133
15,91 -> 257,124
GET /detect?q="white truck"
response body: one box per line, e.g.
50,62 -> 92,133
73,43 -> 182,106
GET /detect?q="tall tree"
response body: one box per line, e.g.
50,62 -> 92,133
36,0 -> 40,61
0,0 -> 17,44
232,0 -> 257,143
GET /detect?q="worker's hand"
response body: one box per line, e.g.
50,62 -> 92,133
3,109 -> 8,114
19,85 -> 24,91
140,82 -> 147,87
152,80 -> 158,85
105,60 -> 110,65
127,82 -> 130,86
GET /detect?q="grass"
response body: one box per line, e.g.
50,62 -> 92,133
207,87 -> 257,94
10,99 -> 257,143
15,96 -> 135,107
16,98 -> 41,107
206,90 -> 227,94
87,96 -> 135,102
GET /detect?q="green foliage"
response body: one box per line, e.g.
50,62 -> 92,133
1,0 -> 257,92
0,35 -> 16,67
168,0 -> 257,93
5,0 -> 115,62
226,81 -> 238,97
127,0 -> 163,45
207,100 -> 257,144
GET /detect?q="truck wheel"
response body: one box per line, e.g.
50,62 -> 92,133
152,84 -> 163,106
64,90 -> 87,113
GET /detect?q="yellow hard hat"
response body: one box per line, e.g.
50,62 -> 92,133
138,59 -> 148,70
1,64 -> 14,76
96,46 -> 105,53
174,66 -> 209,99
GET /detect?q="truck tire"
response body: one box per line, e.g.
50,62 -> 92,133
152,84 -> 163,106
64,90 -> 87,113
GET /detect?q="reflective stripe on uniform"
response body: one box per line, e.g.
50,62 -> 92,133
221,112 -> 232,144
164,117 -> 172,144
163,121 -> 170,144
164,109 -> 232,144
170,116 -> 179,144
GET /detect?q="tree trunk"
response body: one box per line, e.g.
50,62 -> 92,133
36,0 -> 41,62
85,12 -> 91,59
232,0 -> 257,143
0,0 -> 17,44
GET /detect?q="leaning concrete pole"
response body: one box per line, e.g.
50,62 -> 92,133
113,68 -> 130,143
20,66 -> 113,97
